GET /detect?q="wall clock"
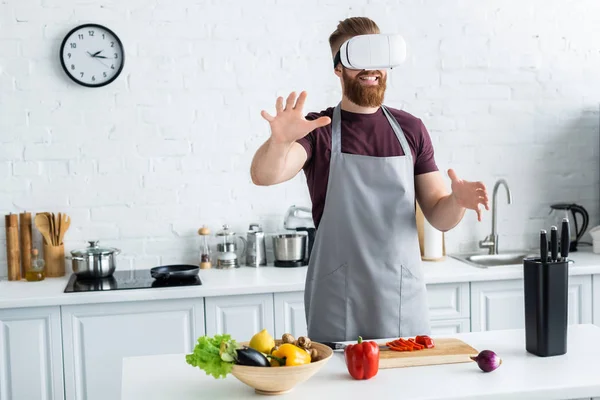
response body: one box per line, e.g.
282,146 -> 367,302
59,23 -> 125,88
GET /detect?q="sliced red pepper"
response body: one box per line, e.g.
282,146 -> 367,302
415,335 -> 435,349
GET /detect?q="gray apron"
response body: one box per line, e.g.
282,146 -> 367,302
304,103 -> 431,342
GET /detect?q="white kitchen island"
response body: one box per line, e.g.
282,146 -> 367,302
121,324 -> 600,400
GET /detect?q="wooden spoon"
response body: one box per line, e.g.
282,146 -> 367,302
34,213 -> 53,246
59,213 -> 70,245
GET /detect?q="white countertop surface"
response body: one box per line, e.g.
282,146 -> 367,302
121,324 -> 600,400
2,247 -> 600,310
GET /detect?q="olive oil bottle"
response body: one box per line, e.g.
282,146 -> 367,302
25,248 -> 45,282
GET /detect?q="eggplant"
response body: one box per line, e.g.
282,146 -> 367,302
236,346 -> 270,367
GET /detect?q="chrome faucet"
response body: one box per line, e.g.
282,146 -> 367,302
479,179 -> 512,255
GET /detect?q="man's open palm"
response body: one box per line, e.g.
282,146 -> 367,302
261,91 -> 331,144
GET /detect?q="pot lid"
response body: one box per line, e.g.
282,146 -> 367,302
71,240 -> 119,257
216,224 -> 235,236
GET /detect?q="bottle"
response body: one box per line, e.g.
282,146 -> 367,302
25,248 -> 45,282
198,226 -> 212,269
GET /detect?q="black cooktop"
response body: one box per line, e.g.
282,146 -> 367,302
64,269 -> 202,293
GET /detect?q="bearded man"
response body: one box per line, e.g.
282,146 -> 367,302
250,17 -> 489,342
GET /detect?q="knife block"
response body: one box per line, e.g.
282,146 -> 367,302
523,257 -> 569,357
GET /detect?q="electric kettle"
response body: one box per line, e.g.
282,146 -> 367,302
549,203 -> 589,252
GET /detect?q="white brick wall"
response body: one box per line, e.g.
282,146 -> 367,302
0,0 -> 599,276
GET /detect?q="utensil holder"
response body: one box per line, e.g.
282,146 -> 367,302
43,243 -> 65,277
523,257 -> 568,357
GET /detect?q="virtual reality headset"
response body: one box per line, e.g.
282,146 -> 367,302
333,34 -> 407,70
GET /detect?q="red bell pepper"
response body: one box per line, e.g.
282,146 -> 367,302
344,336 -> 379,380
415,335 -> 435,348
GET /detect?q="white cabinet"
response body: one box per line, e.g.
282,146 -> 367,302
0,306 -> 64,400
426,283 -> 470,320
205,293 -> 274,341
470,276 -> 593,332
61,298 -> 205,400
429,319 -> 470,335
274,291 -> 307,339
593,274 -> 600,327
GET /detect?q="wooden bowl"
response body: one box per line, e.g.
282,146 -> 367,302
231,341 -> 333,395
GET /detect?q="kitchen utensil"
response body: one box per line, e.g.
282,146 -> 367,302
230,340 -> 333,395
19,212 -> 32,278
272,233 -> 306,267
150,265 -> 199,280
246,223 -> 267,267
198,226 -> 212,269
34,213 -> 53,246
66,240 -> 120,279
540,229 -> 547,266
320,341 -> 389,351
323,337 -> 478,368
59,213 -> 70,245
524,256 -> 569,357
550,226 -> 558,262
549,203 -> 589,252
5,213 -> 21,281
283,205 -> 314,230
561,217 -> 570,261
214,224 -> 246,269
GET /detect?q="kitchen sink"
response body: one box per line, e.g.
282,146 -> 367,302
451,251 -> 538,268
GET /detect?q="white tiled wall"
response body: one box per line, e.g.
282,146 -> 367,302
1,0 -> 599,275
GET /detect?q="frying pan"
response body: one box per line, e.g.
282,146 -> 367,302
150,264 -> 199,280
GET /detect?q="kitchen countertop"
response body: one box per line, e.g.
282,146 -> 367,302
2,247 -> 600,310
121,324 -> 600,400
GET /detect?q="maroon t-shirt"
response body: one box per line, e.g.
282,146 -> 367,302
296,106 -> 438,229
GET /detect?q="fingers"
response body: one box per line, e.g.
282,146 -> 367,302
311,116 -> 331,129
295,91 -> 307,110
260,110 -> 275,122
447,168 -> 459,182
476,207 -> 482,222
473,181 -> 486,190
275,96 -> 284,114
285,91 -> 297,111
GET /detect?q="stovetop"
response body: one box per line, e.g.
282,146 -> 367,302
64,269 -> 202,293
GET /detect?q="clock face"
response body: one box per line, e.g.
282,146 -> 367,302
60,24 -> 125,88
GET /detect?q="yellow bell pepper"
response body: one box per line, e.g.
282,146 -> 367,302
270,343 -> 311,366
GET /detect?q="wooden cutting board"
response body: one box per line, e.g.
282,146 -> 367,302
378,338 -> 479,369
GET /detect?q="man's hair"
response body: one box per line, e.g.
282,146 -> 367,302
328,17 -> 381,58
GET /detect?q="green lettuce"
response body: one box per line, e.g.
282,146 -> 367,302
185,334 -> 239,379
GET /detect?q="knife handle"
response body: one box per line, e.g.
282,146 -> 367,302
561,218 -> 570,261
540,229 -> 547,265
550,226 -> 558,262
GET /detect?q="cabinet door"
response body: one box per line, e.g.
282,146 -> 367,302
274,292 -> 307,339
205,293 -> 274,341
429,319 -> 470,335
426,283 -> 470,320
62,298 -> 205,400
0,306 -> 64,400
470,276 -> 592,332
593,274 -> 600,327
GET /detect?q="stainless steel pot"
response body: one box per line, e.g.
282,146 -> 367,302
272,233 -> 306,262
67,241 -> 121,279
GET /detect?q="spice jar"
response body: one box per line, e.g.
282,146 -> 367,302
25,248 -> 45,282
198,226 -> 212,269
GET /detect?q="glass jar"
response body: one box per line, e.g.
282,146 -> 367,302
25,248 -> 45,282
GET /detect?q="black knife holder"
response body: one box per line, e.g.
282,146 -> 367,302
523,257 -> 569,357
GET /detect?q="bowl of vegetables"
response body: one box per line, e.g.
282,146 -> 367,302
186,330 -> 333,395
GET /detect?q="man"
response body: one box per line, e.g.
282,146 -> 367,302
250,17 -> 489,342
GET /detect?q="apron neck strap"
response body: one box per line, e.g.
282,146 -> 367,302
331,103 -> 412,159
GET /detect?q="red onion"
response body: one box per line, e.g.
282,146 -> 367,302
470,350 -> 502,372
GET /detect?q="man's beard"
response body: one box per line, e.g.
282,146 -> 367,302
342,69 -> 387,108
